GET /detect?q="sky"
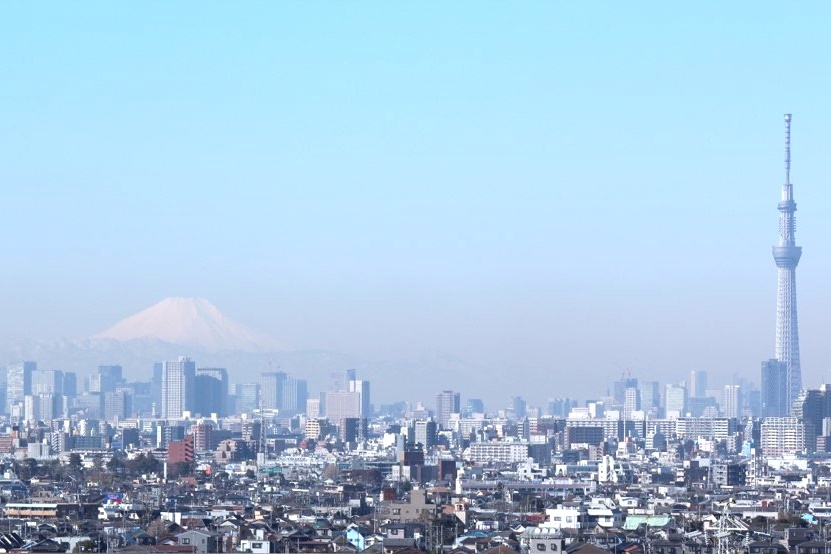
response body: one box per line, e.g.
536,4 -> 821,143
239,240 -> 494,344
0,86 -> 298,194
1,2 -> 830,402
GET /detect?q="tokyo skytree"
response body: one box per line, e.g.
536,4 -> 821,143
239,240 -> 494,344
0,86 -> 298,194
772,113 -> 802,410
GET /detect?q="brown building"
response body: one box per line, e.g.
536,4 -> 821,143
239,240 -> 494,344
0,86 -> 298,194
168,435 -> 195,465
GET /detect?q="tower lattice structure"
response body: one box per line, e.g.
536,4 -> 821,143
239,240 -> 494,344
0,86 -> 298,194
772,113 -> 802,412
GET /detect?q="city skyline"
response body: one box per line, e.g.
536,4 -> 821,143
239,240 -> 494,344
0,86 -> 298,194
2,3 -> 831,400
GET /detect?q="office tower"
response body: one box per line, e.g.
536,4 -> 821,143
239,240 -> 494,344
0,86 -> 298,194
436,390 -> 460,430
261,371 -> 286,410
640,381 -> 660,415
723,385 -> 742,419
414,419 -> 437,452
282,376 -> 308,413
306,398 -> 321,419
690,370 -> 708,398
761,359 -> 789,417
665,384 -> 686,418
195,367 -> 229,416
92,365 -> 124,394
623,387 -> 641,420
348,378 -> 371,417
62,372 -> 78,398
466,398 -> 485,416
792,388 -> 827,446
234,383 -> 260,414
31,370 -> 63,395
6,361 -> 37,410
773,114 -> 803,410
613,376 -> 638,406
512,396 -> 527,419
329,368 -> 357,392
27,393 -> 61,422
324,390 -> 361,421
104,389 -> 133,421
151,362 -> 163,409
161,356 -> 196,419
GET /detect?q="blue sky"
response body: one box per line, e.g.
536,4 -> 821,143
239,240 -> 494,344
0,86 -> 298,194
1,2 -> 830,398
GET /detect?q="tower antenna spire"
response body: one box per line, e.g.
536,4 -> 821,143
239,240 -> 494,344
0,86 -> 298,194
785,113 -> 792,185
773,112 -> 802,414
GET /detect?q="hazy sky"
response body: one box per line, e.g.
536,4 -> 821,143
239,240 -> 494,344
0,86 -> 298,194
1,2 -> 830,399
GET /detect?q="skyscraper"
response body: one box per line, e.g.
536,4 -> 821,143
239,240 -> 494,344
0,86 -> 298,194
161,356 -> 196,419
723,385 -> 742,419
435,390 -> 460,429
761,359 -> 788,417
234,383 -> 260,414
6,361 -> 37,413
773,114 -> 802,411
195,367 -> 229,417
282,375 -> 308,413
348,378 -> 371,417
261,371 -> 286,410
689,370 -> 708,399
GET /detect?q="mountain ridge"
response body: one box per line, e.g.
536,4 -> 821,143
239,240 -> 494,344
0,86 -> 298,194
93,297 -> 282,352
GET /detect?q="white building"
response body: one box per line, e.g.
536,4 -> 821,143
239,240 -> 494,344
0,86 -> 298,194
465,441 -> 529,464
161,357 -> 195,420
761,417 -> 806,457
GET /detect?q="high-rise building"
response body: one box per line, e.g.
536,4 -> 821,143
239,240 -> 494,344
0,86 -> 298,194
348,378 -> 371,417
665,384 -> 686,418
195,367 -> 228,416
760,416 -> 806,457
761,359 -> 789,417
723,385 -> 742,419
512,396 -> 527,419
792,387 -> 829,446
91,365 -> 124,394
31,370 -> 63,395
466,398 -> 485,415
283,376 -> 308,413
414,419 -> 437,452
324,390 -> 361,421
690,370 -> 708,398
62,372 -> 78,398
435,390 -> 460,429
261,371 -> 286,410
6,361 -> 37,411
613,376 -> 638,406
623,387 -> 641,420
104,389 -> 133,421
773,114 -> 802,411
640,381 -> 661,416
161,357 -> 196,419
234,383 -> 260,414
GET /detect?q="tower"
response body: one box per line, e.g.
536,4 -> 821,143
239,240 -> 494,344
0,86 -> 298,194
161,356 -> 196,420
435,390 -> 460,429
761,359 -> 788,417
773,114 -> 802,411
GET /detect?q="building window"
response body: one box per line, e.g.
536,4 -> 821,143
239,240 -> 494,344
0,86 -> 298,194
537,545 -> 547,551
181,539 -> 190,545
252,543 -> 262,549
551,544 -> 559,551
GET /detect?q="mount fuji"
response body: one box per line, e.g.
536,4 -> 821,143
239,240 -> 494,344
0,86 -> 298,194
93,297 -> 281,352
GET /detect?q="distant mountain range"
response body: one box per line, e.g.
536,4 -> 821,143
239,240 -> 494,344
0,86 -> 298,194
0,297 -> 508,404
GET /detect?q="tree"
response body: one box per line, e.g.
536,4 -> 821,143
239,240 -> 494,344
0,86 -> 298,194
68,453 -> 83,471
146,518 -> 167,539
72,539 -> 96,553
